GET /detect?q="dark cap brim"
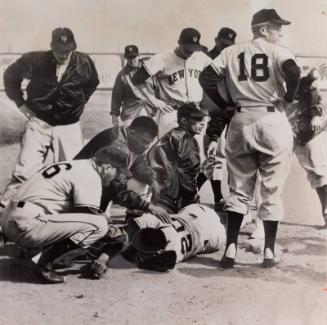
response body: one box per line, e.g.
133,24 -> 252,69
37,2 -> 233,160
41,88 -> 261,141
271,18 -> 291,25
219,39 -> 235,45
182,43 -> 203,52
51,42 -> 77,53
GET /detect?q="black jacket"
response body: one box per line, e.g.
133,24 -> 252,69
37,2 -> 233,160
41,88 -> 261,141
4,50 -> 99,125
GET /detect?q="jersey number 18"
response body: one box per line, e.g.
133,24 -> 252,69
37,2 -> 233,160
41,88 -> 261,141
237,52 -> 270,82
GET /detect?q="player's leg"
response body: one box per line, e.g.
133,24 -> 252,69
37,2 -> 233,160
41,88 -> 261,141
257,112 -> 293,267
222,115 -> 257,268
294,130 -> 327,228
0,118 -> 52,208
53,122 -> 84,162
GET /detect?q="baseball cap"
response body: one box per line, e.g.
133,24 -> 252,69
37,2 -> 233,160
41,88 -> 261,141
217,27 -> 237,45
93,144 -> 131,177
177,103 -> 207,121
251,9 -> 291,26
178,28 -> 203,51
51,27 -> 77,53
124,45 -> 139,59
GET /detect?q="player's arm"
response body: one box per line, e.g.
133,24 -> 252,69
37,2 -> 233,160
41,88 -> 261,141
4,53 -> 33,108
110,71 -> 125,125
199,65 -> 230,110
282,59 -> 301,103
83,56 -> 100,102
132,65 -> 151,85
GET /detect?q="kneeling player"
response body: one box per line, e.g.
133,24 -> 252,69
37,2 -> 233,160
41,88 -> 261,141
90,204 -> 226,278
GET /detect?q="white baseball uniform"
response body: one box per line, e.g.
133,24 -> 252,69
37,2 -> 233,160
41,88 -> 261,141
210,38 -> 295,220
133,204 -> 226,263
1,160 -> 108,249
144,50 -> 211,136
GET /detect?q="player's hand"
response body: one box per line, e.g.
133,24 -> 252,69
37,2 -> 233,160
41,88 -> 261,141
156,101 -> 175,114
311,115 -> 323,132
112,115 -> 120,127
148,203 -> 171,224
207,141 -> 218,158
18,104 -> 35,119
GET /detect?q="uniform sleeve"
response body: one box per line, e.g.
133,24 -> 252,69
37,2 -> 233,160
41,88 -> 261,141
107,176 -> 150,211
83,56 -> 100,102
276,46 -> 296,68
73,172 -> 102,210
3,53 -> 33,107
143,53 -> 164,77
110,70 -> 124,116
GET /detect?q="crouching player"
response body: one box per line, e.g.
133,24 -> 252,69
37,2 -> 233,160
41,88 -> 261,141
90,204 -> 226,278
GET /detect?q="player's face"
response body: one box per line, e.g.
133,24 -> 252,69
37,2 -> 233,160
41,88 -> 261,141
264,23 -> 283,44
128,130 -> 155,154
52,49 -> 72,64
186,118 -> 205,135
101,165 -> 118,186
126,56 -> 140,68
178,44 -> 196,58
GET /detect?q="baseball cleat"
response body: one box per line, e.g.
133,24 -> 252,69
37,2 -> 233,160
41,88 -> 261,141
33,264 -> 66,284
262,258 -> 279,268
219,256 -> 235,269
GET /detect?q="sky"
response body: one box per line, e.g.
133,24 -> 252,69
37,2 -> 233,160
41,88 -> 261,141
0,0 -> 326,56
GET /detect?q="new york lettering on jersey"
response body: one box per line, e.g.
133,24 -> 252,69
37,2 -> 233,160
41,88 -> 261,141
144,51 -> 211,104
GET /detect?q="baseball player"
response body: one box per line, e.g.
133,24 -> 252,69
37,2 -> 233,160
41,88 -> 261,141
200,9 -> 301,268
147,103 -> 206,213
0,144 -> 131,283
111,45 -> 158,127
0,27 -> 99,209
74,116 -> 164,214
90,204 -> 226,278
198,27 -> 237,213
132,27 -> 211,137
289,69 -> 327,228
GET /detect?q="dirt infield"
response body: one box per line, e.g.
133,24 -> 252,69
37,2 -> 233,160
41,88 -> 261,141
0,141 -> 326,325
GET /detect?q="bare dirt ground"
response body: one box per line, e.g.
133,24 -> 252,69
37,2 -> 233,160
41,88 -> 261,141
0,96 -> 326,324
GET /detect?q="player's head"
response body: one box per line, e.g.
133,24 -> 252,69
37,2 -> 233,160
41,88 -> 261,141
93,144 -> 131,186
251,9 -> 291,44
177,28 -> 203,58
177,103 -> 206,135
124,45 -> 140,68
127,117 -> 158,153
51,27 -> 76,64
215,27 -> 237,51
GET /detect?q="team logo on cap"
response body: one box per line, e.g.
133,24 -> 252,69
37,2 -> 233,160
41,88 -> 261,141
193,36 -> 198,42
228,33 -> 233,39
61,34 -> 68,43
128,47 -> 133,52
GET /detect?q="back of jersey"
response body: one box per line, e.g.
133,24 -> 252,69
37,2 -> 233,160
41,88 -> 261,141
211,38 -> 296,107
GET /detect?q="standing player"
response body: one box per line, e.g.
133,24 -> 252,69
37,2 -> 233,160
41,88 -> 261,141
110,45 -> 158,127
90,204 -> 226,278
0,27 -> 99,209
132,27 -> 211,136
0,144 -> 131,283
200,9 -> 301,268
198,27 -> 237,213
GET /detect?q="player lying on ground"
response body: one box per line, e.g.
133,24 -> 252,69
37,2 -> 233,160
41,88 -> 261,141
89,204 -> 226,279
0,144 -> 169,284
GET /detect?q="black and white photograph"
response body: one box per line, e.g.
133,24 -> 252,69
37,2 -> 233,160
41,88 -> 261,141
0,0 -> 326,324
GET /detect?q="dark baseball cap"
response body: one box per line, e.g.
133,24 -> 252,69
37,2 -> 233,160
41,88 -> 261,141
177,103 -> 207,121
93,144 -> 131,177
179,28 -> 203,51
217,27 -> 237,45
251,9 -> 291,26
124,45 -> 139,58
51,27 -> 77,53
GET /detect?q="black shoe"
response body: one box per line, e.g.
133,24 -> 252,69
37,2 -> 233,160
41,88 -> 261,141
34,264 -> 66,284
219,256 -> 235,269
262,258 -> 279,268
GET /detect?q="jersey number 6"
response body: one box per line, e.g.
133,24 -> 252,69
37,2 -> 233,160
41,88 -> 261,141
237,52 -> 270,82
